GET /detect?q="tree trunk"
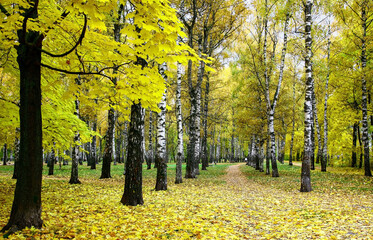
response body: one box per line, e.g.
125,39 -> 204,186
69,77 -> 82,183
289,78 -> 296,166
146,111 -> 153,169
69,105 -> 81,184
360,2 -> 372,177
313,91 -> 322,166
12,134 -> 20,179
358,122 -> 363,168
210,126 -> 215,164
122,122 -> 128,165
266,138 -> 270,175
48,147 -> 55,176
253,137 -> 259,170
141,108 -> 146,164
115,124 -> 121,164
1,12 -> 44,232
100,107 -> 115,179
155,64 -> 168,191
185,88 -> 197,177
352,122 -> 358,167
201,74 -> 210,170
264,7 -> 290,178
121,103 -> 144,206
310,92 -> 315,170
322,21 -> 331,172
175,62 -> 184,184
268,112 -> 279,177
185,98 -> 197,179
300,0 -> 313,192
90,120 -> 97,170
217,128 -> 221,163
259,141 -> 264,172
2,144 -> 7,165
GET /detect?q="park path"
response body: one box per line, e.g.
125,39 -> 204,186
224,163 -> 251,190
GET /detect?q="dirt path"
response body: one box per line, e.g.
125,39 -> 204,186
224,163 -> 250,190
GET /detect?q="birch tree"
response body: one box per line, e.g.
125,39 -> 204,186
359,0 -> 372,177
155,64 -> 168,191
262,0 -> 292,177
322,19 -> 331,172
300,0 -> 314,192
175,62 -> 184,184
147,111 -> 154,170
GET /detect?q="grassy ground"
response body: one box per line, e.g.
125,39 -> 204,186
0,162 -> 372,239
241,162 -> 373,194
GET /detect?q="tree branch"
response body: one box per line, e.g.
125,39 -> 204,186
41,13 -> 87,58
0,3 -> 10,17
0,97 -> 20,107
41,62 -> 111,79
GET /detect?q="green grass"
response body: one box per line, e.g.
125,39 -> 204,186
240,161 -> 373,194
0,161 -> 233,185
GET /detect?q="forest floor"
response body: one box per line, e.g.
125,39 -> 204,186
0,162 -> 372,239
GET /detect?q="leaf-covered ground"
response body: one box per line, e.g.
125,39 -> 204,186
0,162 -> 372,239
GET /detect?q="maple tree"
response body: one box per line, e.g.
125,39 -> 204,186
0,0 -> 373,237
0,0 -> 200,233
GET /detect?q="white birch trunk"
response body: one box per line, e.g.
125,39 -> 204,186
147,111 -> 154,169
313,91 -> 322,169
155,63 -> 168,190
141,108 -> 146,163
301,0 -> 313,192
360,2 -> 372,176
175,62 -> 184,183
322,21 -> 331,172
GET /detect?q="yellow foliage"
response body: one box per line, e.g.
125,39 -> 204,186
1,164 -> 372,239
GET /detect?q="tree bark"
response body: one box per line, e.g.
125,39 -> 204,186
322,21 -> 331,172
313,91 -> 322,166
1,6 -> 44,231
2,144 -> 7,165
360,1 -> 372,177
69,99 -> 81,184
115,123 -> 121,164
266,138 -> 270,175
147,111 -> 154,170
90,120 -> 97,170
100,107 -> 115,179
12,134 -> 20,179
175,62 -> 184,184
201,73 -> 210,170
155,64 -> 168,191
300,0 -> 313,192
352,122 -> 358,167
253,137 -> 259,170
289,76 -> 296,166
216,128 -> 221,163
121,103 -> 144,206
48,147 -> 55,176
264,5 -> 290,178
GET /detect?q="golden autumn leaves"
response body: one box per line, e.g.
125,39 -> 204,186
0,163 -> 372,239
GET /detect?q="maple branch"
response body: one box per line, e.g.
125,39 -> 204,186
20,1 -> 39,44
0,97 -> 20,107
40,62 -> 111,79
0,4 -> 10,17
41,13 -> 87,58
40,62 -> 131,80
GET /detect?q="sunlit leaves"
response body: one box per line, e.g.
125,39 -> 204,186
1,163 -> 372,239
